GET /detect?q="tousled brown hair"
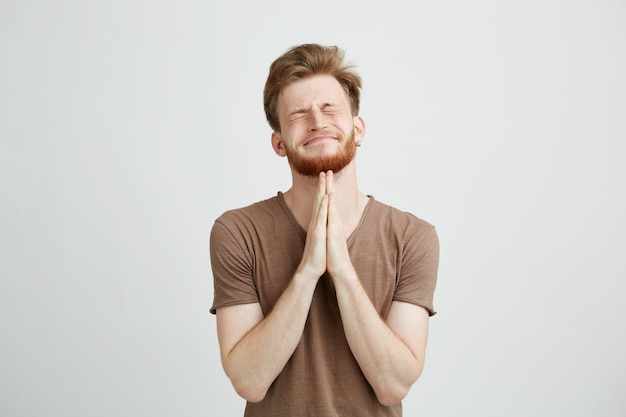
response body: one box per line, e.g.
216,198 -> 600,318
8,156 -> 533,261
263,44 -> 362,132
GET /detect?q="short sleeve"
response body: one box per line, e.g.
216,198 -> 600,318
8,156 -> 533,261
209,218 -> 259,314
393,224 -> 439,316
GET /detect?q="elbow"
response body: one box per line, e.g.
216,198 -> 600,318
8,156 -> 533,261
375,386 -> 411,407
230,377 -> 270,403
235,385 -> 268,403
222,360 -> 270,403
375,363 -> 424,406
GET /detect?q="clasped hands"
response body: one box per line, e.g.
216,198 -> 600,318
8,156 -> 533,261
298,170 -> 355,281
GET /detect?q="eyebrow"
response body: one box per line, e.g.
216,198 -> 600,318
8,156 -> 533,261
289,106 -> 310,115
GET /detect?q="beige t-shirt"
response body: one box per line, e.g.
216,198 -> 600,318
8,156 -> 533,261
210,193 -> 439,417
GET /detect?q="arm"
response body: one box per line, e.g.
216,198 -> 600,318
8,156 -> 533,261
215,174 -> 330,402
325,176 -> 430,406
333,277 -> 429,406
216,274 -> 318,402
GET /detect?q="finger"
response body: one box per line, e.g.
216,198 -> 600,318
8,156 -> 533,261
318,171 -> 327,199
315,179 -> 328,222
328,190 -> 347,238
326,192 -> 348,273
326,170 -> 334,194
300,191 -> 328,279
326,190 -> 338,238
310,193 -> 328,248
308,172 -> 326,227
314,172 -> 326,208
319,194 -> 329,225
325,171 -> 335,228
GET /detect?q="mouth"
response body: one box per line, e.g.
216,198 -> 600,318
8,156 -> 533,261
304,135 -> 338,146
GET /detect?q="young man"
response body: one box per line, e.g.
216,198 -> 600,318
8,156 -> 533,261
210,44 -> 439,416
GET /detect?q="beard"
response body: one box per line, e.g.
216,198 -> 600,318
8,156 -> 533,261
284,130 -> 357,177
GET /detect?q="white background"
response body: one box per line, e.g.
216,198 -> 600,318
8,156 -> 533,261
1,1 -> 625,416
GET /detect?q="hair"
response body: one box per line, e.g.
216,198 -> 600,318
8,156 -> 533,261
263,44 -> 362,132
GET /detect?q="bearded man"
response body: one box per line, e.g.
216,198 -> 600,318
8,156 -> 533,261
210,44 -> 439,417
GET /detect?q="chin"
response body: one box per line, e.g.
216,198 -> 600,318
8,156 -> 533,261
287,136 -> 357,177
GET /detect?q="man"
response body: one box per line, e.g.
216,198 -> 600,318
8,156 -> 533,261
210,44 -> 439,416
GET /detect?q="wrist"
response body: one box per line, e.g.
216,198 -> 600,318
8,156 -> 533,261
293,266 -> 324,285
328,264 -> 358,285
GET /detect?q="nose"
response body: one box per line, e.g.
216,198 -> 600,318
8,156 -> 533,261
308,108 -> 327,131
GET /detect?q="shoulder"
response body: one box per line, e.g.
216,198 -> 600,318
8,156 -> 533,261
210,196 -> 282,260
211,194 -> 299,247
214,195 -> 282,229
367,197 -> 436,239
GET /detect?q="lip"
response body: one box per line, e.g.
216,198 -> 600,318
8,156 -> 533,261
304,135 -> 337,146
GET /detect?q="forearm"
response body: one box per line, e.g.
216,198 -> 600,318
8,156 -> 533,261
222,273 -> 317,402
333,272 -> 424,406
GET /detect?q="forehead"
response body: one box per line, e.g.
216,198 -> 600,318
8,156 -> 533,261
278,74 -> 350,112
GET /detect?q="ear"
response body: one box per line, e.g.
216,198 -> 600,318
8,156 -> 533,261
353,116 -> 366,145
271,131 -> 287,157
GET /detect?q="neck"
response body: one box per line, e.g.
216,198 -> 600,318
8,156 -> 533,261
283,160 -> 368,236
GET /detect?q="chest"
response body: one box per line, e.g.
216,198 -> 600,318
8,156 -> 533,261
251,229 -> 401,318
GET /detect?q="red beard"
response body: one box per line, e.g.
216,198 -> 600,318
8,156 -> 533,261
285,130 -> 357,177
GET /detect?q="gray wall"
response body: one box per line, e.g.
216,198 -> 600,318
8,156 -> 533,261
1,1 -> 624,416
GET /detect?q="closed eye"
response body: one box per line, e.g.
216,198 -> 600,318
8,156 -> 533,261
322,104 -> 339,114
289,111 -> 308,122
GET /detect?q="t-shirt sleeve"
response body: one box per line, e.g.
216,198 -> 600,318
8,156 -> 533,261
209,217 -> 259,314
393,224 -> 439,316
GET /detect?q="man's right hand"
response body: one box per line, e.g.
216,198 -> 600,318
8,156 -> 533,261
217,174 -> 328,401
